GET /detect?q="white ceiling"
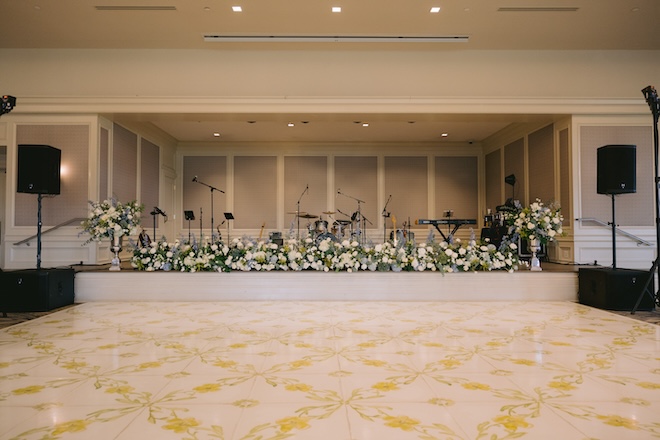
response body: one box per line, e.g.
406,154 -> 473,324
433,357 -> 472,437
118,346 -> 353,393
2,0 -> 657,143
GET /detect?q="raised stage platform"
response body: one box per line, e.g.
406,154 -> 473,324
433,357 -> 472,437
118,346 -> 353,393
75,268 -> 579,302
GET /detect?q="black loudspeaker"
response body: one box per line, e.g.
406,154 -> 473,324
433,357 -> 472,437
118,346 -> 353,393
0,268 -> 75,312
578,267 -> 655,311
17,144 -> 61,195
597,144 -> 636,195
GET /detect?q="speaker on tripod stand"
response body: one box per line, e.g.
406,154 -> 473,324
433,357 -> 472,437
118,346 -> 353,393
579,144 -> 654,310
1,145 -> 75,313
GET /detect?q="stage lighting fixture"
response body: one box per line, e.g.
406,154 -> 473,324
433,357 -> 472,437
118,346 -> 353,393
1,95 -> 16,115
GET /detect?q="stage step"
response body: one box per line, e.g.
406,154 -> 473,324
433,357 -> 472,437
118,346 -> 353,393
75,271 -> 578,302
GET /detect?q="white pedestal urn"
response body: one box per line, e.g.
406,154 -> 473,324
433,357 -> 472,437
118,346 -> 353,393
529,237 -> 542,271
110,233 -> 122,271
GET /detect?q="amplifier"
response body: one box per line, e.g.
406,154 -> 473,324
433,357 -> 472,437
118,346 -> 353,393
0,268 -> 75,312
578,267 -> 655,311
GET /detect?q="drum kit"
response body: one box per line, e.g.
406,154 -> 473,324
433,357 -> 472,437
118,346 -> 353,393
287,210 -> 358,243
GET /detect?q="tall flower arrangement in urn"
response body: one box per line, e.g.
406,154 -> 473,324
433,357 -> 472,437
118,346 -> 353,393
81,199 -> 144,270
511,198 -> 563,245
506,198 -> 563,271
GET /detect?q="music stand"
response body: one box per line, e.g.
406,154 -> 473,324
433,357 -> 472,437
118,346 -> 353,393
184,210 -> 195,243
224,212 -> 234,243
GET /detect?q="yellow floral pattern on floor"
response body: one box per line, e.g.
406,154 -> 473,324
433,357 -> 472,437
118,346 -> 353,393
1,301 -> 659,439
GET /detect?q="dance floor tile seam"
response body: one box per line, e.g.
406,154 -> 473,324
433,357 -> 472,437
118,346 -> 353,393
0,301 -> 659,439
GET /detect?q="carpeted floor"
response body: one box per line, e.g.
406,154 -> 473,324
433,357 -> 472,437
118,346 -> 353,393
1,303 -> 658,330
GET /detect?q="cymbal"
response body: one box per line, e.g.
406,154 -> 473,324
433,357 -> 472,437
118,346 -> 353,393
287,211 -> 307,215
299,214 -> 319,219
335,219 -> 352,225
322,211 -> 336,215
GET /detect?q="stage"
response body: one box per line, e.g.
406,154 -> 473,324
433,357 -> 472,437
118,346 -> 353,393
74,264 -> 579,302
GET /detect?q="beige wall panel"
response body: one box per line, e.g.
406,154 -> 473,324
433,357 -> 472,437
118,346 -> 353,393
183,156 -> 227,232
528,124 -> 555,204
100,127 -> 109,201
485,150 -> 501,213
234,156 -> 277,230
335,156 -> 377,228
504,138 -> 525,203
15,125 -> 88,227
284,156 -> 327,229
435,156 -> 478,220
580,126 -> 653,226
384,156 -> 428,229
112,124 -> 138,203
559,128 -> 572,222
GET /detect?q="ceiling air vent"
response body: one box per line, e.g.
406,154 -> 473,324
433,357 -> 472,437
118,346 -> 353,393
95,5 -> 177,11
498,7 -> 579,12
203,35 -> 469,43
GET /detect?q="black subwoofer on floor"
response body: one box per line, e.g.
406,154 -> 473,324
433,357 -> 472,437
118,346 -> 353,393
578,267 -> 655,311
0,268 -> 75,312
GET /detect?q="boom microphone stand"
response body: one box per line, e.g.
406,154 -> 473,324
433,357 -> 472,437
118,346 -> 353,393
192,176 -> 225,242
633,85 -> 660,313
296,184 -> 309,240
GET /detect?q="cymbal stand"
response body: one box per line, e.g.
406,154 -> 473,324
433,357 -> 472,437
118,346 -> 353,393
296,184 -> 309,240
361,213 -> 372,245
382,194 -> 392,243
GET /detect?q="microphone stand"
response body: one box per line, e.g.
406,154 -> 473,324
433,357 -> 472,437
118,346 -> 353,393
338,189 -> 366,244
193,178 -> 225,242
296,184 -> 308,240
199,207 -> 203,244
382,194 -> 392,243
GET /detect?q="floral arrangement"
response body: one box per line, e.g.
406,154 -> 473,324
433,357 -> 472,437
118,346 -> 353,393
507,198 -> 563,245
131,236 -> 520,273
81,199 -> 144,244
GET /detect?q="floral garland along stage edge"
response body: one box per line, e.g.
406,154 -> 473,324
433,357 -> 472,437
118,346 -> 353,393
81,199 -> 144,244
131,236 -> 520,273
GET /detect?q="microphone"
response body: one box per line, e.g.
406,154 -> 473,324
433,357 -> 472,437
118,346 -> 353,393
306,184 -> 309,194
153,206 -> 166,217
192,176 -> 198,182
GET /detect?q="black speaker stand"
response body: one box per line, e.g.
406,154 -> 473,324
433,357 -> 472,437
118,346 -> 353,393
36,193 -> 44,270
633,85 -> 660,314
609,193 -> 617,269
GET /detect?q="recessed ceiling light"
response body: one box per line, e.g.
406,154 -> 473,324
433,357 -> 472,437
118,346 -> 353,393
213,132 -> 221,137
332,7 -> 341,13
232,6 -> 242,12
203,7 -> 211,12
288,122 -> 295,127
441,133 -> 449,137
362,123 -> 369,127
430,7 -> 441,13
